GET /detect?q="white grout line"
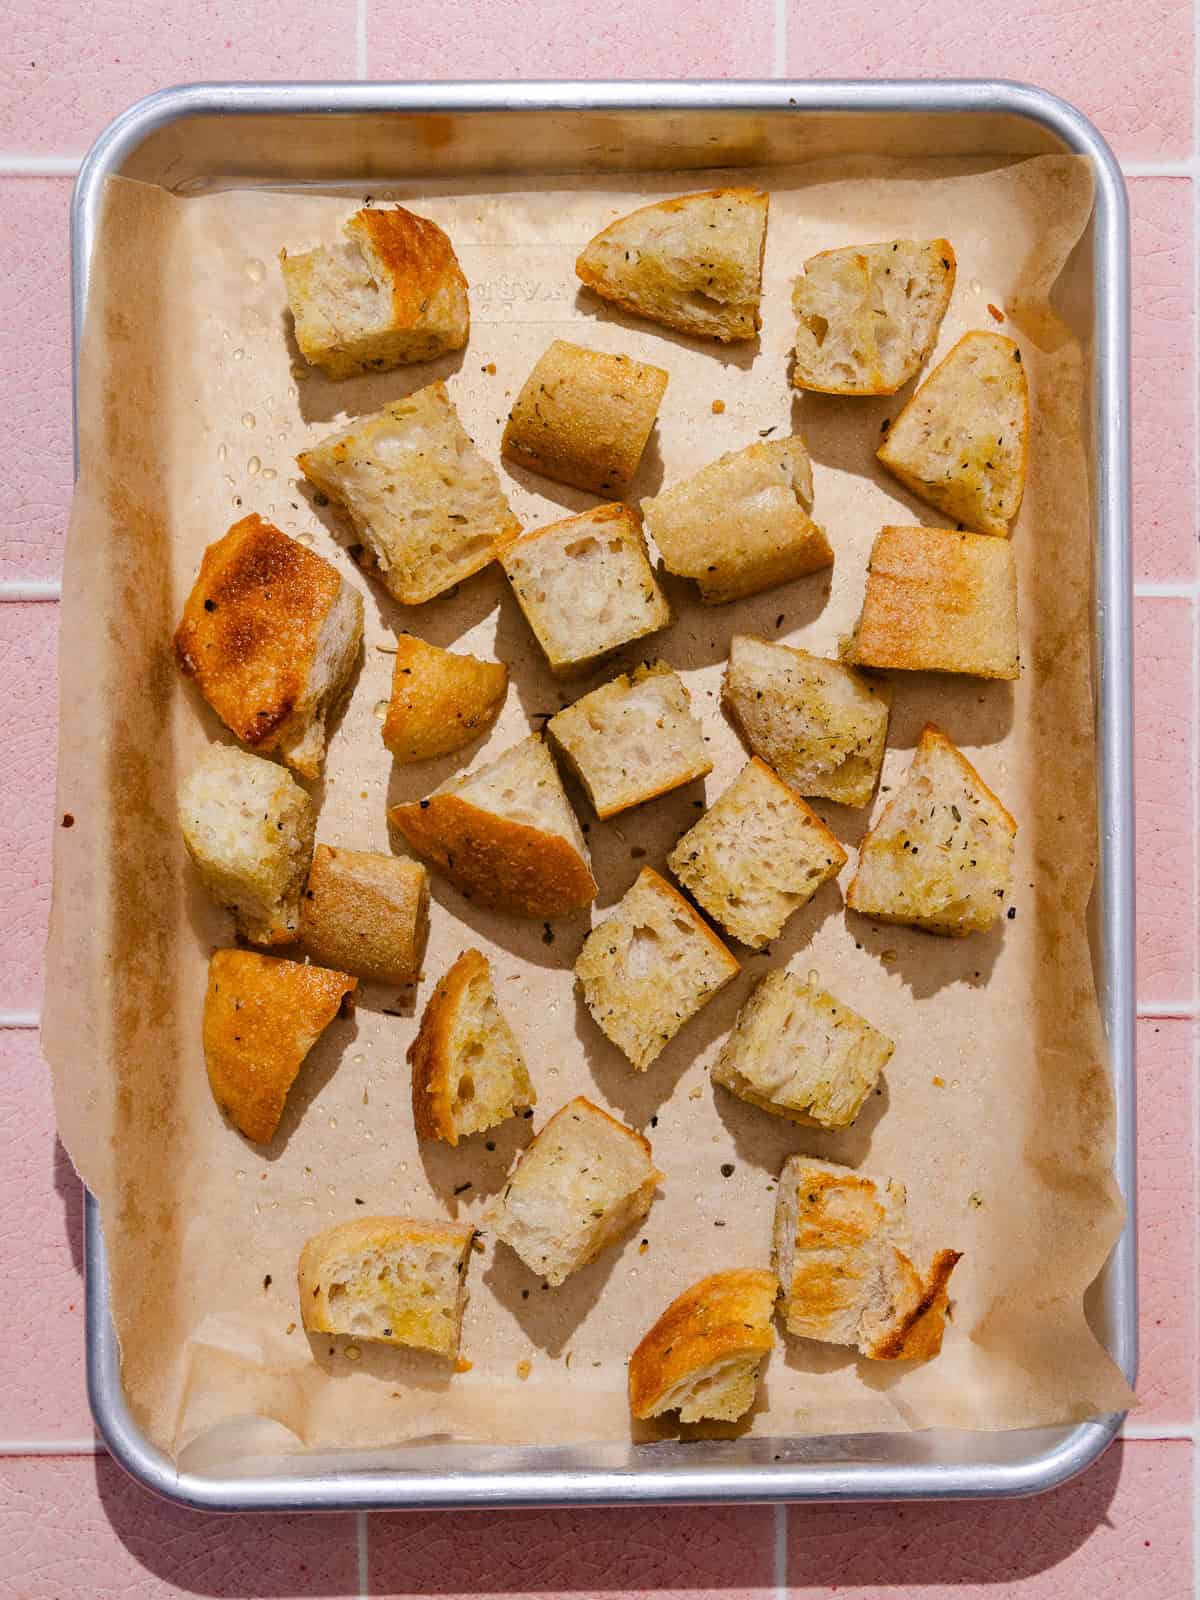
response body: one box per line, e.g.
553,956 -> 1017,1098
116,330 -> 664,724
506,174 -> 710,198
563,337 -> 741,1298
356,0 -> 368,80
0,579 -> 62,601
772,0 -> 787,77
0,155 -> 81,177
1121,1421 -> 1199,1440
1134,580 -> 1200,598
357,1510 -> 369,1597
0,1012 -> 41,1030
0,1439 -> 102,1455
1122,159 -> 1199,178
773,1502 -> 787,1599
1137,1002 -> 1200,1019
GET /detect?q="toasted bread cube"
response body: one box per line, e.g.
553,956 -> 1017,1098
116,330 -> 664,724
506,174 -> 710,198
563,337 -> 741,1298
298,382 -> 521,607
575,867 -> 740,1071
668,758 -> 847,950
713,969 -> 893,1129
203,950 -> 356,1144
791,239 -> 956,395
280,205 -> 469,380
576,188 -> 768,343
877,331 -> 1029,536
502,340 -> 668,497
178,745 -> 315,946
723,636 -> 890,808
382,636 -> 508,763
846,724 -> 1016,936
485,1096 -> 661,1285
299,844 -> 429,985
629,1269 -> 778,1423
501,504 -> 670,675
547,661 -> 711,818
174,515 -> 364,780
641,438 -> 832,605
298,1215 -> 475,1356
773,1155 -> 961,1360
389,734 -> 596,919
409,948 -> 535,1145
846,525 -> 1019,680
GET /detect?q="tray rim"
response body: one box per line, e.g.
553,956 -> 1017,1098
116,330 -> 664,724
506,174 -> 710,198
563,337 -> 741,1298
72,77 -> 1135,1512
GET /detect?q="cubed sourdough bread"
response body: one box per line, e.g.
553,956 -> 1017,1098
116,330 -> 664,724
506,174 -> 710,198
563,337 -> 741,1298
298,382 -> 521,606
628,1268 -> 778,1423
791,239 -> 955,395
203,950 -> 356,1144
668,758 -> 847,950
772,1155 -> 961,1360
846,724 -> 1016,936
575,867 -> 740,1071
178,744 -> 315,946
877,331 -> 1029,536
280,205 -> 469,379
547,660 -> 711,818
299,844 -> 429,985
641,437 -> 832,605
389,734 -> 596,919
485,1096 -> 661,1285
298,1215 -> 475,1356
575,188 -> 769,343
408,948 -> 535,1144
382,635 -> 508,763
174,514 -> 364,780
713,969 -> 893,1129
723,635 -> 890,808
502,340 -> 668,496
501,504 -> 670,675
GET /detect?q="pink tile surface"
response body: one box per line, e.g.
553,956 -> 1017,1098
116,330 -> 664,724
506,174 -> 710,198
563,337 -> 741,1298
0,603 -> 57,1012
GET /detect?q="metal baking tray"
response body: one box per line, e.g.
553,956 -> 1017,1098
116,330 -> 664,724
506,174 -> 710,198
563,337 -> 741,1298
72,79 -> 1135,1511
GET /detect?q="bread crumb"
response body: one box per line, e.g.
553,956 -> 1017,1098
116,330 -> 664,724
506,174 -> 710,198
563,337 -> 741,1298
516,1359 -> 532,1380
286,1322 -> 296,1335
711,399 -> 725,414
987,303 -> 1005,322
345,1344 -> 361,1361
483,362 -> 497,375
689,1085 -> 704,1100
455,1357 -> 473,1373
932,1075 -> 946,1087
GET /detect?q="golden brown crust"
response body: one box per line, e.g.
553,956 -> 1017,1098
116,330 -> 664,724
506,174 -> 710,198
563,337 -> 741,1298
382,636 -> 509,762
864,1248 -> 962,1360
628,1268 -> 778,1419
299,844 -> 429,985
348,207 -> 469,337
407,948 -> 486,1142
637,867 -> 744,977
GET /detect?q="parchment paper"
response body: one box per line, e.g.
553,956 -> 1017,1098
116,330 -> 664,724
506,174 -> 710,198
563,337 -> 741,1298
44,154 -> 1135,1463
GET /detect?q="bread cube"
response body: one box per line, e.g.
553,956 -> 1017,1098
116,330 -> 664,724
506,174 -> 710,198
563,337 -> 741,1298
668,758 -> 847,950
641,437 -> 832,605
877,331 -> 1029,536
299,844 -> 429,985
575,187 -> 768,343
298,1215 -> 475,1356
174,514 -> 364,780
485,1096 -> 661,1285
298,382 -> 521,606
773,1155 -> 961,1360
628,1269 -> 778,1423
713,969 -> 893,1129
280,205 -> 469,379
203,950 -> 356,1144
723,635 -> 890,807
389,734 -> 596,919
409,948 -> 535,1145
791,238 -> 955,395
575,867 -> 740,1072
178,744 -> 315,946
846,724 -> 1016,936
501,504 -> 670,675
502,340 -> 668,497
382,635 -> 508,763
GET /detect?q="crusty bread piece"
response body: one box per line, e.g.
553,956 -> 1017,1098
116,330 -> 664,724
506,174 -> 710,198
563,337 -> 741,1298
298,1215 -> 475,1356
178,744 -> 315,946
485,1096 -> 661,1285
628,1268 -> 778,1423
575,867 -> 740,1072
501,504 -> 670,675
382,635 -> 508,763
280,205 -> 469,379
575,188 -> 769,343
501,340 -> 668,497
298,382 -> 521,606
713,969 -> 893,1129
846,724 -> 1016,936
203,949 -> 356,1144
409,948 -> 535,1145
877,331 -> 1029,536
772,1155 -> 961,1361
547,661 -> 711,818
791,239 -> 956,395
640,437 -> 832,605
389,734 -> 596,919
845,525 -> 1019,680
668,758 -> 847,950
174,515 -> 364,780
299,844 -> 429,984
723,635 -> 890,808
